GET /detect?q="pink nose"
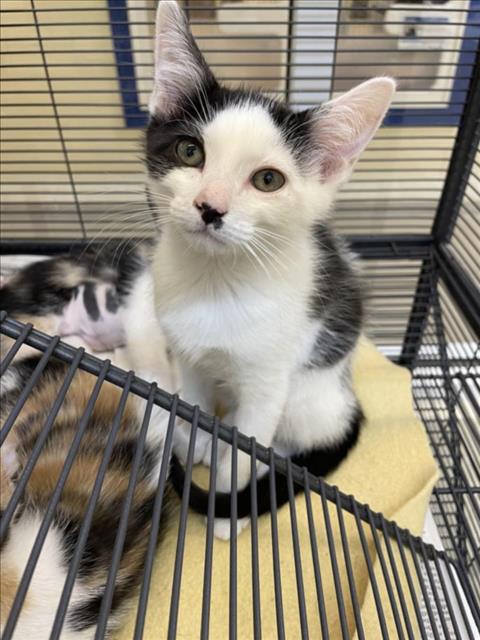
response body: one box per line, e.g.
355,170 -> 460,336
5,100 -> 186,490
194,186 -> 229,217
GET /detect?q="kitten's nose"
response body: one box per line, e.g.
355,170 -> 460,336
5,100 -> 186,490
194,200 -> 227,228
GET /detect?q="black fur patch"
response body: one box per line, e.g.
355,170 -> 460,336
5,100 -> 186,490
146,83 -> 316,180
0,242 -> 149,318
105,287 -> 119,313
307,224 -> 363,367
83,282 -> 100,321
68,575 -> 137,632
170,406 -> 363,519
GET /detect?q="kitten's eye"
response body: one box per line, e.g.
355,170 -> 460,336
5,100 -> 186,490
175,139 -> 204,167
251,169 -> 285,192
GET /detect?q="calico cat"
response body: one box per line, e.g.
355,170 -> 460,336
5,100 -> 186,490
0,353 -> 173,640
0,245 -> 176,638
140,1 -> 395,535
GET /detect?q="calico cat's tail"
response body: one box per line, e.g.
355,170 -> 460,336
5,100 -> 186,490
170,408 -> 362,519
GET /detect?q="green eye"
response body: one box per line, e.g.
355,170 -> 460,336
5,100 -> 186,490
175,138 -> 204,167
251,168 -> 285,192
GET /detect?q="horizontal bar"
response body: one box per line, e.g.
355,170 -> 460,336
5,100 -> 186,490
2,34 -> 476,41
2,19 -> 473,27
2,3 -> 476,10
1,47 -> 471,55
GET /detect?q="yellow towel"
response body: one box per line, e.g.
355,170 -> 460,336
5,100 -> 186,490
115,337 -> 438,639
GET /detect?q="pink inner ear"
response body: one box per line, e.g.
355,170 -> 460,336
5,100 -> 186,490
313,77 -> 396,180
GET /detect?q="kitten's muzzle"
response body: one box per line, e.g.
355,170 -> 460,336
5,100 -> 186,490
195,200 -> 227,230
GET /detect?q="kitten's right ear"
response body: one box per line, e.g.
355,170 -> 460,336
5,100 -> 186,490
149,0 -> 216,117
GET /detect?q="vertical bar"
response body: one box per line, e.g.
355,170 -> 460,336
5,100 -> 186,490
47,362 -> 111,638
167,406 -> 199,640
5,362 -> 118,640
392,523 -> 429,640
438,555 -> 477,640
286,459 -> 309,639
269,448 -> 285,640
319,482 -> 349,640
432,44 -> 480,243
200,417 -> 219,640
133,394 -> 179,640
0,347 -> 85,541
405,539 -> 442,640
430,553 -> 462,640
30,0 -> 86,239
334,489 -> 365,640
418,543 -> 453,640
0,321 -> 33,374
379,519 -> 416,640
429,487 -> 480,628
366,511 -> 405,640
229,427 -> 238,640
303,469 -> 329,639
284,0 -> 294,104
399,257 -> 433,367
0,335 -> 60,446
250,438 -> 262,640
94,384 -> 158,640
350,498 -> 390,639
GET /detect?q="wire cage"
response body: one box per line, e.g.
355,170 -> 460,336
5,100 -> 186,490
1,1 -> 479,638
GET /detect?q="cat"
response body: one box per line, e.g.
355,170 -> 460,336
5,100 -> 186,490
0,249 -> 176,638
0,242 -> 148,360
138,1 -> 395,536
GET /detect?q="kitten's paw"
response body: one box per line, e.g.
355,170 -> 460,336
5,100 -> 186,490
193,428 -> 212,464
212,517 -> 250,540
202,438 -> 229,468
201,439 -> 212,467
215,449 -> 251,492
174,421 -> 211,465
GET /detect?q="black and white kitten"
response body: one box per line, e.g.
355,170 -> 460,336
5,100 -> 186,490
131,1 -> 395,536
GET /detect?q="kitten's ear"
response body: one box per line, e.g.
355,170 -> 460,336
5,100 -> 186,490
149,0 -> 216,116
310,77 -> 396,181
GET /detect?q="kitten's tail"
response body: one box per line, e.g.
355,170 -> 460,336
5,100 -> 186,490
170,408 -> 362,519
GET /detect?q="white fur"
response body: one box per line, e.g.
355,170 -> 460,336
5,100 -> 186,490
149,104 -> 337,255
1,516 -> 94,639
121,270 -> 179,485
147,103 -> 362,495
150,1 -> 208,117
130,2 -> 395,537
0,369 -> 19,397
121,270 -> 176,393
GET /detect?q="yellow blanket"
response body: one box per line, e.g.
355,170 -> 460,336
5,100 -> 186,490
116,338 -> 438,639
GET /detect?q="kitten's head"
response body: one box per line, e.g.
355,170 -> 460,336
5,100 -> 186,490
146,1 -> 395,255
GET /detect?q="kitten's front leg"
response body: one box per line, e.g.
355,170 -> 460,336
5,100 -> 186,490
175,360 -> 214,465
215,374 -> 289,493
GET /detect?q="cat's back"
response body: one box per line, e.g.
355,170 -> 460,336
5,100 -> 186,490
0,356 -> 173,639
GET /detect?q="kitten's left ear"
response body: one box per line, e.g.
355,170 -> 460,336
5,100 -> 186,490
310,77 -> 396,181
149,1 -> 216,117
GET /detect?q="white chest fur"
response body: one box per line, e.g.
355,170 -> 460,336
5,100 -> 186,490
151,230 -> 315,369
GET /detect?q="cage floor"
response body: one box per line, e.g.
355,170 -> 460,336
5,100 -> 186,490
1,305 -> 479,639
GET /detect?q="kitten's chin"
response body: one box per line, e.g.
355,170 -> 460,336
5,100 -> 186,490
180,225 -> 234,255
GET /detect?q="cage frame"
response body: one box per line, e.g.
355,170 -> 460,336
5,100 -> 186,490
0,1 -> 479,638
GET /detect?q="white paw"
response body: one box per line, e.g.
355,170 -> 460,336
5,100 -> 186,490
201,439 -> 212,467
212,517 -> 250,540
202,438 -> 229,468
215,449 -> 252,493
193,428 -> 212,464
174,421 -> 211,465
